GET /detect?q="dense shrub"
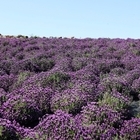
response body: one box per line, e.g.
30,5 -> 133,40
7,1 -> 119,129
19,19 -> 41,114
121,54 -> 140,70
15,52 -> 25,60
1,95 -> 42,127
124,69 -> 140,85
109,67 -> 126,76
118,118 -> 140,139
132,77 -> 140,94
0,74 -> 15,92
0,60 -> 13,75
2,86 -> 53,128
0,118 -> 21,140
95,58 -> 124,74
0,88 -> 7,106
53,56 -> 72,72
30,55 -> 55,72
98,89 -> 131,112
50,88 -> 91,115
71,66 -> 100,84
11,71 -> 33,90
11,57 -> 55,74
97,75 -> 131,97
31,110 -> 79,140
80,102 -> 122,127
74,102 -> 122,139
40,71 -> 71,91
71,56 -> 88,71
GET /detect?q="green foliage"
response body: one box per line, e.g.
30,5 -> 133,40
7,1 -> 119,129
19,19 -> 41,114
98,92 -> 129,111
67,82 -> 74,89
12,71 -> 31,90
129,43 -> 136,47
136,113 -> 140,118
20,56 -> 55,73
22,132 -> 48,140
13,100 -> 27,113
84,52 -> 90,57
51,93 -> 84,114
41,72 -> 70,90
5,96 -> 40,126
71,57 -> 87,71
0,126 -> 3,137
17,71 -> 31,84
99,76 -> 131,96
132,49 -> 140,56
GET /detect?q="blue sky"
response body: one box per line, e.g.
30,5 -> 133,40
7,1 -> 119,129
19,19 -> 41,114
0,0 -> 140,38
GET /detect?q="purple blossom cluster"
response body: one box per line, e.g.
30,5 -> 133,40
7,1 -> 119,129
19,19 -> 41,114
119,118 -> 140,139
0,36 -> 140,139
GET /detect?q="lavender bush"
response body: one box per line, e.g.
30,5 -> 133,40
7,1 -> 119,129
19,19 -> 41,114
74,102 -> 122,139
118,118 -> 140,139
1,86 -> 53,127
0,118 -> 21,140
50,88 -> 91,115
0,74 -> 15,92
1,95 -> 42,127
29,110 -> 79,140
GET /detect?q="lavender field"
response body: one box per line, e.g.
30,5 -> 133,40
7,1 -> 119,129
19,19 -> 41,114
0,35 -> 140,140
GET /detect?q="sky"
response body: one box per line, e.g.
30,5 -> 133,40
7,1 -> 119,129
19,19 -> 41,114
0,0 -> 140,39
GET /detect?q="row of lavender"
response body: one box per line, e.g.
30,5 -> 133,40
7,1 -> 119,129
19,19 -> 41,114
0,36 -> 140,139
